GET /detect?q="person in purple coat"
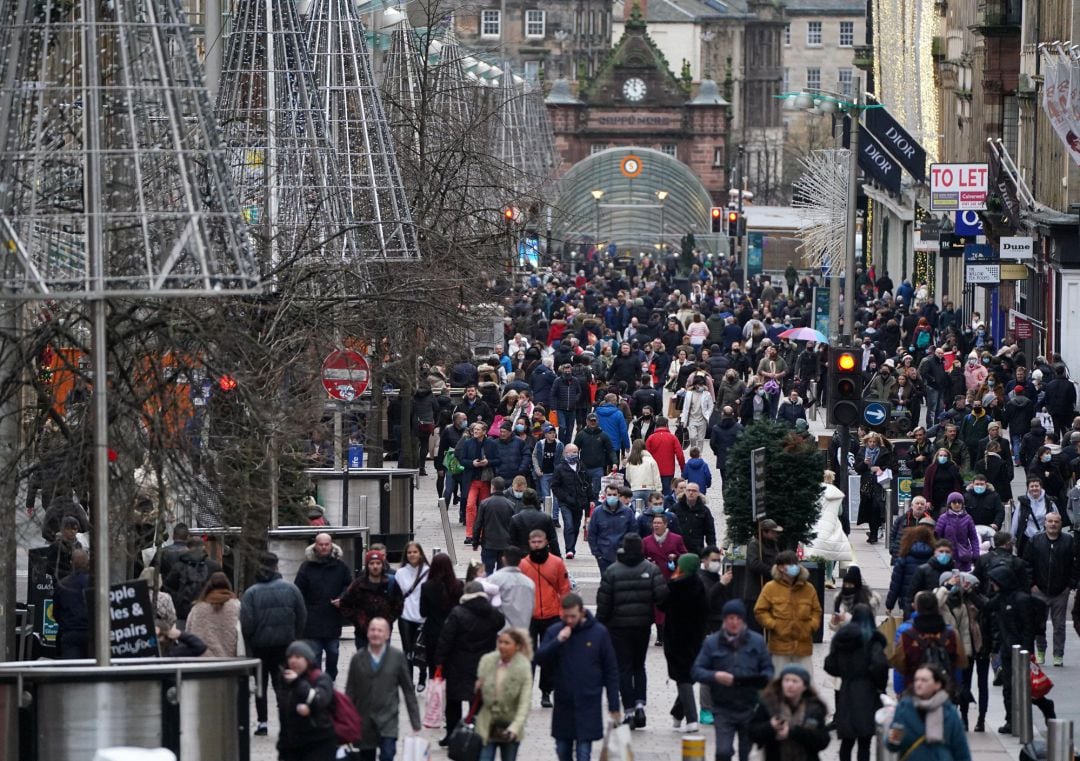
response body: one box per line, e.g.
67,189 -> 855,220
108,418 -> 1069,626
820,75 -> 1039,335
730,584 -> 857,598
934,492 -> 980,571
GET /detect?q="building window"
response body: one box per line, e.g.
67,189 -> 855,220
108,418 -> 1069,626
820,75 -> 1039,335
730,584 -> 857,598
661,143 -> 677,158
838,68 -> 852,96
783,67 -> 789,92
589,10 -> 595,36
839,20 -> 854,47
784,23 -> 791,46
480,9 -> 501,38
713,146 -> 725,167
807,21 -> 822,46
590,143 -> 608,155
807,67 -> 821,90
523,60 -> 540,80
1002,95 -> 1019,156
525,9 -> 545,38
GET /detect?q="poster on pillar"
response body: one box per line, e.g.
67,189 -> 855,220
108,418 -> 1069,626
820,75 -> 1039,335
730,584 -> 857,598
813,287 -> 830,336
747,232 -> 763,279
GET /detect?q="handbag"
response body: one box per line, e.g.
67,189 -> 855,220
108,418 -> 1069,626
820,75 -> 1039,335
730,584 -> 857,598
1030,655 -> 1053,699
878,615 -> 903,659
447,694 -> 484,761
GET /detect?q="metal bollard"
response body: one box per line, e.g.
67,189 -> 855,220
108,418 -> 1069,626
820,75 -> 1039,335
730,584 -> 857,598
437,498 -> 458,565
883,485 -> 893,549
1047,719 -> 1073,761
634,497 -> 644,514
545,495 -> 555,519
682,735 -> 706,760
1013,645 -> 1033,743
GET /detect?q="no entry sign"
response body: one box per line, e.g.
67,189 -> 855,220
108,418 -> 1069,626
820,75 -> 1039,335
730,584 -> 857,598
322,349 -> 370,402
929,163 -> 988,211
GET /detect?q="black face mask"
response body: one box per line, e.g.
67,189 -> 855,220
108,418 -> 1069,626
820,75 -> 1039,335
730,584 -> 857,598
529,547 -> 550,564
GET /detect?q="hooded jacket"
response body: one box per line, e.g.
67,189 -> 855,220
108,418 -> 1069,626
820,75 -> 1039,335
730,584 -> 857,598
596,551 -> 668,629
885,541 -> 934,612
934,509 -> 980,571
682,457 -> 713,494
594,402 -> 631,451
294,543 -> 352,639
691,624 -> 772,710
754,565 -> 822,656
436,595 -> 506,702
804,483 -> 852,562
709,416 -> 743,469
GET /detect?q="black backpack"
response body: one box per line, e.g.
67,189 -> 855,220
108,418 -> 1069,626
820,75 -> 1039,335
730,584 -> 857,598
175,558 -> 209,618
915,630 -> 953,674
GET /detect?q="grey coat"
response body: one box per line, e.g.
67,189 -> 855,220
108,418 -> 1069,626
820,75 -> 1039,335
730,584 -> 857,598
344,645 -> 421,747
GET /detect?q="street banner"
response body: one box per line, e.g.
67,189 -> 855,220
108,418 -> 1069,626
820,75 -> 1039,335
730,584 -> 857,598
985,142 -> 1022,225
857,125 -> 903,193
1041,46 -> 1080,164
864,101 -> 927,181
106,578 -> 159,658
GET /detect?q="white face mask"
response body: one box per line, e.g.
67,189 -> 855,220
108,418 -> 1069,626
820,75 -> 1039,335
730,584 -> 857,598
707,561 -> 722,573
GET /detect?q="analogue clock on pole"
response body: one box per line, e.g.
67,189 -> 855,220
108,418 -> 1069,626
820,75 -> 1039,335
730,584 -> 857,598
623,77 -> 647,102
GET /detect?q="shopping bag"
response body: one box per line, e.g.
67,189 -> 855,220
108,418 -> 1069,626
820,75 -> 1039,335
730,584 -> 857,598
599,470 -> 625,499
403,735 -> 431,761
1030,655 -> 1054,699
422,670 -> 446,729
599,722 -> 634,761
878,615 -> 903,659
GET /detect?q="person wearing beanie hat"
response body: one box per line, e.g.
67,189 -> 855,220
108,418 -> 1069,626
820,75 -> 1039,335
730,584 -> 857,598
597,529 -> 668,729
692,595 -> 773,761
279,639 -> 337,760
934,493 -> 980,572
659,553 -> 708,732
241,550 -> 308,735
748,661 -> 830,761
339,548 -> 403,649
294,533 -> 352,682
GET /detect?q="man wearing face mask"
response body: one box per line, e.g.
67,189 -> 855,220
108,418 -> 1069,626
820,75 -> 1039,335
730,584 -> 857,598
436,412 -> 470,508
1022,511 -> 1075,667
908,539 -> 956,608
754,550 -> 821,675
550,444 -> 593,559
551,364 -> 584,444
588,485 -> 638,573
503,474 -> 530,513
520,530 -> 571,708
964,475 -> 1004,530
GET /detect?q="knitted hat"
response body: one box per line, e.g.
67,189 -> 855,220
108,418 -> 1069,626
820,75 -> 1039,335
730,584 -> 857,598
780,664 -> 812,686
721,599 -> 747,620
676,553 -> 700,576
947,491 -> 965,505
365,549 -> 386,567
286,640 -> 316,664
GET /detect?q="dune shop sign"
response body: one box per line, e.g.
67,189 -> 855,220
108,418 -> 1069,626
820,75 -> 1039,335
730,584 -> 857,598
864,102 -> 927,181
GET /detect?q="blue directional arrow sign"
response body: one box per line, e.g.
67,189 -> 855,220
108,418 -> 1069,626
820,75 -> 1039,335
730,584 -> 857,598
863,402 -> 888,427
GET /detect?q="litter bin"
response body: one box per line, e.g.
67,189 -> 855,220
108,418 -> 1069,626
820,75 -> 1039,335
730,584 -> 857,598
0,657 -> 260,761
306,468 -> 416,561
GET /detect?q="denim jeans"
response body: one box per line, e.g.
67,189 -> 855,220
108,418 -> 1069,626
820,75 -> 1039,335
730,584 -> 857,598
354,736 -> 398,760
1010,433 -> 1022,461
480,547 -> 503,575
660,476 -> 673,496
479,741 -> 520,761
556,409 -> 575,444
713,706 -> 755,761
924,386 -> 942,427
555,739 -> 592,761
539,474 -> 559,520
306,637 -> 340,681
561,506 -> 583,555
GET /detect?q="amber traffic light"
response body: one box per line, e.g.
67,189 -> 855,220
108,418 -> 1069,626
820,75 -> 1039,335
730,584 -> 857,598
828,348 -> 863,427
710,206 -> 723,233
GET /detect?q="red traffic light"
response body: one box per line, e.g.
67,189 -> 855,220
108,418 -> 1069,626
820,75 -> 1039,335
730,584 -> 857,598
218,375 -> 238,392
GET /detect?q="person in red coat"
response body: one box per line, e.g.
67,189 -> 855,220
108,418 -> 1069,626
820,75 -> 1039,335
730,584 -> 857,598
643,513 -> 689,641
645,417 -> 686,496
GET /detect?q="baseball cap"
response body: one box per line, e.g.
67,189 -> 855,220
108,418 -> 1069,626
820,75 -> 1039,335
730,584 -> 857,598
587,412 -> 599,421
760,519 -> 783,532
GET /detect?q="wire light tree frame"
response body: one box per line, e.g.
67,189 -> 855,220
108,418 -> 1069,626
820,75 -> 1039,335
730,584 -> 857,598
305,0 -> 420,261
792,149 -> 850,274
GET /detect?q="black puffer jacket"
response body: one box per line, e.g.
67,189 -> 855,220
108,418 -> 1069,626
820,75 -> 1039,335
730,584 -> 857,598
294,544 -> 352,639
278,666 -> 336,751
509,507 -> 562,556
551,462 -> 593,511
240,570 -> 308,649
436,595 -> 506,702
596,554 -> 668,629
671,497 -> 717,554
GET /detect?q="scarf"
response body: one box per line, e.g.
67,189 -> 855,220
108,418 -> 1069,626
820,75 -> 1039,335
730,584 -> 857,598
777,697 -> 810,761
721,624 -> 747,647
911,689 -> 950,743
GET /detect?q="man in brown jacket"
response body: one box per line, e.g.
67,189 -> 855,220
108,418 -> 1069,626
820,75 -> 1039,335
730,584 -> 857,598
753,550 -> 822,675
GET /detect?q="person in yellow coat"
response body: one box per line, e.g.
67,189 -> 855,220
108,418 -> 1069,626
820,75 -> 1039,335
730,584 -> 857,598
754,550 -> 822,675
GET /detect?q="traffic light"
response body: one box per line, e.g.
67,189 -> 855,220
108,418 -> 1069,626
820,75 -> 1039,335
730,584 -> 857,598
828,347 -> 863,428
208,374 -> 243,449
502,207 -> 515,226
726,209 -> 742,236
710,207 -> 723,233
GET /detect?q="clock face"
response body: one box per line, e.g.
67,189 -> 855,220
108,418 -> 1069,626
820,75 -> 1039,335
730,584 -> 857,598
623,77 -> 647,102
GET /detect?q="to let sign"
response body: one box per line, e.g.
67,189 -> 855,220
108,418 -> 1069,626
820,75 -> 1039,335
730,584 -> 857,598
322,349 -> 370,403
929,163 -> 988,211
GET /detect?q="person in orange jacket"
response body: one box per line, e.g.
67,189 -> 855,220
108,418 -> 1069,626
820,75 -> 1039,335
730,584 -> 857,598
520,528 -> 571,708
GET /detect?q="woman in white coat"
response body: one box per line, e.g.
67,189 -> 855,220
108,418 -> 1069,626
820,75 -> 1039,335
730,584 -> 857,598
803,470 -> 853,588
625,439 -> 663,506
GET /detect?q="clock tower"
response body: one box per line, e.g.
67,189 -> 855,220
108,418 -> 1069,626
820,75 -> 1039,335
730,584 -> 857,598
546,5 -> 731,200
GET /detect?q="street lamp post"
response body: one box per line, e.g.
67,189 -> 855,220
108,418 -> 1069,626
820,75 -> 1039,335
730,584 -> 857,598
591,189 -> 604,246
656,190 -> 669,251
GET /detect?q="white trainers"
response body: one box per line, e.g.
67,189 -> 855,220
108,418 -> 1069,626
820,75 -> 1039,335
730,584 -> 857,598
680,722 -> 701,733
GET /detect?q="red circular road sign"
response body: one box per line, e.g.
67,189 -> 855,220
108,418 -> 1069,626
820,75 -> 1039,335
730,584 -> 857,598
321,349 -> 370,402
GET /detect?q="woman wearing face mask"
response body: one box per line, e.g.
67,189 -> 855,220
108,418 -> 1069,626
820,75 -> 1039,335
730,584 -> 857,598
886,665 -> 971,761
824,604 -> 888,761
921,449 -> 964,515
747,665 -> 831,761
885,526 -> 936,617
829,567 -> 880,631
936,491 -> 981,569
1027,446 -> 1067,512
934,571 -> 982,730
963,353 -> 987,393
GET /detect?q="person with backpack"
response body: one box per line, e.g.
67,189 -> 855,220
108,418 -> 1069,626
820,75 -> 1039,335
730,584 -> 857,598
164,537 -> 221,627
278,640 -> 338,761
889,592 -> 966,697
345,617 -> 422,761
1012,476 -> 1059,557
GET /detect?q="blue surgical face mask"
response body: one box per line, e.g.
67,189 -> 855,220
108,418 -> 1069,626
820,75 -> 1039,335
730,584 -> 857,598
973,485 -> 986,495
512,490 -> 524,499
565,454 -> 579,464
605,495 -> 620,507
937,455 -> 949,464
935,553 -> 952,565
1042,454 -> 1052,463
514,424 -> 526,433
457,420 -> 468,430
786,564 -> 800,577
